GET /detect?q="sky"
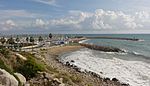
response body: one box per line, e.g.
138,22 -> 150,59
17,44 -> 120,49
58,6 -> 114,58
1,0 -> 150,34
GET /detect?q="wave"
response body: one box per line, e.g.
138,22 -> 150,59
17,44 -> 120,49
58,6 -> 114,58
79,39 -> 89,43
60,49 -> 150,86
138,39 -> 145,42
126,50 -> 150,60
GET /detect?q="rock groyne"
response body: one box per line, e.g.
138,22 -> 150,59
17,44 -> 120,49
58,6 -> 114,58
80,43 -> 124,52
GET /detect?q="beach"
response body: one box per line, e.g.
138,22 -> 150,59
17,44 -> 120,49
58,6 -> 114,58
37,45 -> 126,86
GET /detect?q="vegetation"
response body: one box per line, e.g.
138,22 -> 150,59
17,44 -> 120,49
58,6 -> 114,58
29,36 -> 34,51
17,52 -> 45,80
0,37 -> 6,45
38,36 -> 43,42
30,36 -> 34,43
0,47 -> 10,58
26,37 -> 29,43
6,37 -> 15,44
15,36 -> 21,51
49,33 -> 52,39
0,59 -> 13,74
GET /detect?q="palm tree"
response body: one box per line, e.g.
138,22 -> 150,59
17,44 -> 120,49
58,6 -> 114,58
30,36 -> 34,51
49,33 -> 52,46
26,37 -> 29,43
15,36 -> 20,51
38,36 -> 43,42
6,37 -> 15,49
49,33 -> 52,39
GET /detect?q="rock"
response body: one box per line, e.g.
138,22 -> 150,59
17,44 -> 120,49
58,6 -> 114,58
24,83 -> 30,86
50,78 -> 65,86
0,68 -> 18,86
121,83 -> 130,86
70,60 -> 75,63
50,78 -> 61,86
103,77 -> 110,82
59,83 -> 65,86
100,72 -> 103,74
66,61 -> 70,66
14,72 -> 26,85
112,78 -> 119,82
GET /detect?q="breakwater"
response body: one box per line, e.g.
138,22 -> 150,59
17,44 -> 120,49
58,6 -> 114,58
80,43 -> 124,52
86,36 -> 140,41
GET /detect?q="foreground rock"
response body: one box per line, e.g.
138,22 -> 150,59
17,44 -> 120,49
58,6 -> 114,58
14,73 -> 26,86
28,72 -> 65,86
0,68 -> 18,86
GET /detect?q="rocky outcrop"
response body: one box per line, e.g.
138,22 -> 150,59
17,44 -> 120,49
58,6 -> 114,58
80,43 -> 124,52
14,73 -> 26,85
28,72 -> 65,86
0,68 -> 18,86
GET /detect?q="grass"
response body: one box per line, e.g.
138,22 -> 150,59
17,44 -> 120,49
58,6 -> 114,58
0,59 -> 13,74
0,58 -> 22,86
16,51 -> 45,80
55,71 -> 82,85
0,47 -> 10,58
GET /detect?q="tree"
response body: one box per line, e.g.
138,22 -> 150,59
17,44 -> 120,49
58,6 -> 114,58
30,36 -> 34,51
0,37 -> 6,45
26,37 -> 29,43
49,33 -> 52,46
30,36 -> 34,43
6,37 -> 15,49
15,36 -> 20,51
49,33 -> 52,39
16,36 -> 20,43
7,37 -> 15,45
38,36 -> 43,42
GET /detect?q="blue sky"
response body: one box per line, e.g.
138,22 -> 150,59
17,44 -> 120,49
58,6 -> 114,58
0,0 -> 150,34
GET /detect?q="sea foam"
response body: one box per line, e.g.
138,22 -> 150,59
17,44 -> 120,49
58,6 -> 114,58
60,49 -> 150,86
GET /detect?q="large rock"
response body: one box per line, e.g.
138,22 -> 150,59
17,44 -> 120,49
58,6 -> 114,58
0,68 -> 18,86
14,73 -> 26,85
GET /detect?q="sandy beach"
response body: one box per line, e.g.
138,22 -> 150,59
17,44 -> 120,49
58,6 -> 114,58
36,45 -> 126,86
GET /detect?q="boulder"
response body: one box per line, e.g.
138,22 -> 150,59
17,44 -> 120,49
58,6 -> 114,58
14,73 -> 26,85
0,68 -> 18,86
103,77 -> 110,82
50,78 -> 65,86
112,78 -> 119,82
70,60 -> 75,63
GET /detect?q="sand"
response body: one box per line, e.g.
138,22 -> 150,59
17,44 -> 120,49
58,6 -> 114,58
37,45 -> 125,86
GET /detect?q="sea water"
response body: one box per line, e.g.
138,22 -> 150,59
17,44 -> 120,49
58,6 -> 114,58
60,34 -> 150,86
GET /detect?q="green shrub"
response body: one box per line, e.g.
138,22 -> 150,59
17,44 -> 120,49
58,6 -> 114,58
16,52 -> 45,80
0,59 -> 12,74
17,58 -> 44,80
0,48 -> 10,58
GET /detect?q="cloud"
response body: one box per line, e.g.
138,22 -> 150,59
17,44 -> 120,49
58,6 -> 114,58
34,19 -> 49,28
0,20 -> 17,31
49,9 -> 144,30
1,9 -> 150,33
33,0 -> 58,6
0,10 -> 42,19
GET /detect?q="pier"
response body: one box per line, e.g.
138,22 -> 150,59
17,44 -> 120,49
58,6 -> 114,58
85,36 -> 140,41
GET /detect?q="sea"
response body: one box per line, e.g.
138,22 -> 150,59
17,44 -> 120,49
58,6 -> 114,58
60,34 -> 150,86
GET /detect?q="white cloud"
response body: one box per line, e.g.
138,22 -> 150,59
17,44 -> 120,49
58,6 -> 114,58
49,9 -> 144,30
34,19 -> 48,28
0,20 -> 17,31
1,9 -> 150,33
33,0 -> 58,6
0,10 -> 43,19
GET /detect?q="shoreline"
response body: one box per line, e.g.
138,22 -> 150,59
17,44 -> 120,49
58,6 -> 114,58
40,45 -> 128,86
